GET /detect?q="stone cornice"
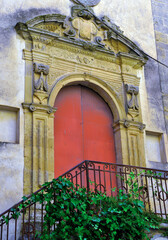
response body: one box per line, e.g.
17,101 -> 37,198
15,5 -> 148,66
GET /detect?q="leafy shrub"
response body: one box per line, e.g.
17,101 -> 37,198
37,176 -> 160,240
2,171 -> 163,239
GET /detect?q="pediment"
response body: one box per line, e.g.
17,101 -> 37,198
15,5 -> 147,61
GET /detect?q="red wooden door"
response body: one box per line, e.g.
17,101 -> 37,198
54,85 -> 116,178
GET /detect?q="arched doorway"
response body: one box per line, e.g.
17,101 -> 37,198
54,85 -> 116,177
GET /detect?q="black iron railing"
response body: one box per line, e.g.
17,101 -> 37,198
0,160 -> 168,239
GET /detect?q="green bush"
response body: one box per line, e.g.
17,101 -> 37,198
36,176 -> 160,240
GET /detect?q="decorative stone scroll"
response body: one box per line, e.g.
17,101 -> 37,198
125,84 -> 139,120
33,63 -> 49,92
125,84 -> 139,110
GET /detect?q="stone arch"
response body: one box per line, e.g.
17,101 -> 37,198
48,72 -> 126,123
48,72 -> 128,172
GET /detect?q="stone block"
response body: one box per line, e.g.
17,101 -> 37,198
155,31 -> 168,44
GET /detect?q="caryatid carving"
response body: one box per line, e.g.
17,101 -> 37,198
33,63 -> 49,92
125,84 -> 139,111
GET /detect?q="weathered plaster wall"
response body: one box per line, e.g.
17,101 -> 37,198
0,0 -> 166,212
95,0 -> 157,57
151,0 -> 168,133
0,18 -> 25,213
143,0 -> 168,169
0,0 -> 72,214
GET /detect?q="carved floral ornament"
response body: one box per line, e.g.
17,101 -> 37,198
15,4 -> 147,63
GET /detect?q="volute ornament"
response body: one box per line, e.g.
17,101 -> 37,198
94,36 -> 105,47
77,9 -> 93,20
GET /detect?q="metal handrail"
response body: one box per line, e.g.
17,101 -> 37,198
0,160 -> 168,240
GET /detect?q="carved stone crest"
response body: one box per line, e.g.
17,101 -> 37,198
72,16 -> 97,41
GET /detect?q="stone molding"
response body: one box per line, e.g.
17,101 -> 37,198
22,103 -> 56,115
113,120 -> 146,133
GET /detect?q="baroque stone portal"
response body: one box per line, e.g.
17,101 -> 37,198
15,3 -> 147,194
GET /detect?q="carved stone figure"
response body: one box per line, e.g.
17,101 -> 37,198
33,63 -> 49,92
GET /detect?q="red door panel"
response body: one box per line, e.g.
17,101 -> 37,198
54,86 -> 83,177
81,87 -> 116,163
54,85 -> 116,179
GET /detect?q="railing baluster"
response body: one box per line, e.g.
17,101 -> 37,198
103,165 -> 106,195
15,217 -> 17,240
140,174 -> 145,208
34,203 -> 36,239
164,174 -> 168,218
156,175 -> 163,217
98,166 -> 101,192
144,170 -> 150,210
6,212 -> 9,240
124,167 -> 128,194
22,207 -> 25,240
28,205 -> 31,240
160,177 -> 166,217
150,175 -> 157,214
75,171 -> 78,190
86,161 -> 90,193
93,163 -> 96,193
80,167 -> 83,188
119,168 -> 124,192
1,222 -> 3,240
109,165 -> 112,196
41,194 -> 44,235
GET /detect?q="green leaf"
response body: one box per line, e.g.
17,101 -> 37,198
22,196 -> 28,201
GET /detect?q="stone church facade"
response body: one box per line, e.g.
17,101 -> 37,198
0,0 -> 168,214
